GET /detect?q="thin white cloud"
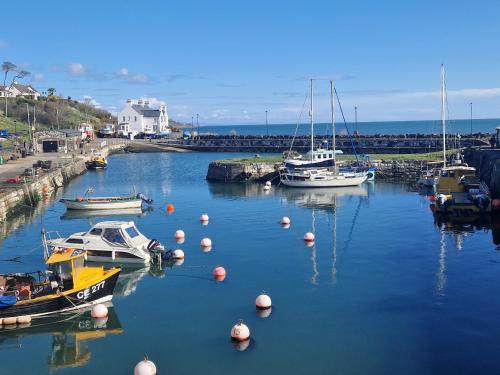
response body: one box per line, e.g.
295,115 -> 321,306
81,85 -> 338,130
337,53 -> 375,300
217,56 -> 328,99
33,73 -> 44,81
138,97 -> 165,107
116,67 -> 129,77
68,62 -> 86,76
82,95 -> 101,108
0,40 -> 7,48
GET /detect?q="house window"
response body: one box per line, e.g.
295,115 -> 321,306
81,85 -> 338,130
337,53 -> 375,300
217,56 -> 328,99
128,116 -> 130,121
122,116 -> 125,121
135,116 -> 137,121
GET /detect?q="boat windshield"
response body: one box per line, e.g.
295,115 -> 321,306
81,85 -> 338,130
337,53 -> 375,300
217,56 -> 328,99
125,226 -> 140,238
103,228 -> 127,245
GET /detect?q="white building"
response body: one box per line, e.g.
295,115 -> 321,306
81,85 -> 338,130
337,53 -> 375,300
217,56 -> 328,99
0,83 -> 40,100
117,99 -> 169,137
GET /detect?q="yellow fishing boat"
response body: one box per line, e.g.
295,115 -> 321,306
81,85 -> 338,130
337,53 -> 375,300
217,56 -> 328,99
0,247 -> 120,319
432,165 -> 490,215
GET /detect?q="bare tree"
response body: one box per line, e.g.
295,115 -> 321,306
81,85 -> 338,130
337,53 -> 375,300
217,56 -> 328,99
2,61 -> 16,117
4,69 -> 30,117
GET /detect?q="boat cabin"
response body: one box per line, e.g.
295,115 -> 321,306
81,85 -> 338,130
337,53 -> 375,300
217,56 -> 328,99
51,221 -> 155,263
305,148 -> 340,162
0,248 -> 89,303
436,166 -> 477,194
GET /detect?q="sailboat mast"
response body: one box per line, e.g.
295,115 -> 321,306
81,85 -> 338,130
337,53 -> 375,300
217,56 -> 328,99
310,78 -> 314,162
330,80 -> 336,173
441,64 -> 446,167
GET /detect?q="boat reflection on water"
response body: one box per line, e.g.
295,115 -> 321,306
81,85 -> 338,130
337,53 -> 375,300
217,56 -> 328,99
278,184 -> 371,212
61,207 -> 152,221
434,213 -> 500,247
106,263 -> 168,297
0,305 -> 123,371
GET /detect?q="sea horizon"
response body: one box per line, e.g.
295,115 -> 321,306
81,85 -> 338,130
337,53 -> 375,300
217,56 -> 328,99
198,118 -> 500,136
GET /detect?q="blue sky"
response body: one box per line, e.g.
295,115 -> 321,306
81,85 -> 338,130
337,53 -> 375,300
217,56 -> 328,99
1,0 -> 500,125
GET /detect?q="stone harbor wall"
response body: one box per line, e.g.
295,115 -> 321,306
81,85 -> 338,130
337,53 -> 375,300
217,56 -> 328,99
465,148 -> 500,198
206,161 -> 281,183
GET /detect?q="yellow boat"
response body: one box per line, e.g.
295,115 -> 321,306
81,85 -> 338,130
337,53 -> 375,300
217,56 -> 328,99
432,165 -> 491,215
0,248 -> 120,319
85,155 -> 107,169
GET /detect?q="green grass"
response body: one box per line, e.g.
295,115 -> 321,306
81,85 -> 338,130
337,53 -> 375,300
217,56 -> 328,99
218,150 -> 459,164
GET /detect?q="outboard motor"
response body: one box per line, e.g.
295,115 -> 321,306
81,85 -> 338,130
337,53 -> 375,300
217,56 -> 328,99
436,194 -> 447,206
137,193 -> 153,205
475,194 -> 490,210
147,238 -> 166,266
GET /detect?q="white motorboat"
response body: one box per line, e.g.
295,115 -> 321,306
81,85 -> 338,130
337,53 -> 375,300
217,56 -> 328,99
46,221 -> 165,264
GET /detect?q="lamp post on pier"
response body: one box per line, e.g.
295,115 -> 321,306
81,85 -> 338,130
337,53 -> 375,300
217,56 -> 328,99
265,110 -> 269,137
470,102 -> 473,135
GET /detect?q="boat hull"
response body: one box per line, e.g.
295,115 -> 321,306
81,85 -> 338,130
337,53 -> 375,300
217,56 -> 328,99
281,175 -> 368,188
61,198 -> 143,210
284,159 -> 334,170
0,271 -> 120,319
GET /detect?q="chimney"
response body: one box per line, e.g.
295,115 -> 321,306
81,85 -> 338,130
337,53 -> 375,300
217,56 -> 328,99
144,101 -> 150,107
126,99 -> 132,105
137,99 -> 143,106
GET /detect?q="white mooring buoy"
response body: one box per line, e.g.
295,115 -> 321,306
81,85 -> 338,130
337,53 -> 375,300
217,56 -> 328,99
231,319 -> 250,341
255,293 -> 272,309
134,356 -> 157,375
174,230 -> 185,240
304,232 -> 315,242
91,304 -> 108,319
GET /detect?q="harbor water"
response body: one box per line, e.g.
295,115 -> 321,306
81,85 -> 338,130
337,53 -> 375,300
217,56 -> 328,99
1,153 -> 500,374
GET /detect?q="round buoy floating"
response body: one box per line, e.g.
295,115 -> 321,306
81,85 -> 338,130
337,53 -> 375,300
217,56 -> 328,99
91,304 -> 108,319
200,237 -> 212,248
304,232 -> 315,242
265,181 -> 272,187
231,319 -> 250,342
281,216 -> 291,225
134,356 -> 157,375
263,185 -> 271,191
171,249 -> 185,260
213,266 -> 226,281
255,293 -> 272,309
166,203 -> 175,213
42,186 -> 49,195
200,213 -> 209,222
174,230 -> 185,240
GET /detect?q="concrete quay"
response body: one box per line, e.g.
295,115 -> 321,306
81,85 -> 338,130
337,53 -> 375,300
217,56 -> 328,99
0,139 -> 128,222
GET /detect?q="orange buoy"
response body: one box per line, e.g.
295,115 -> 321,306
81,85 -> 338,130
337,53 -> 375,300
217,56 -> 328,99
304,232 -> 315,242
281,216 -> 291,225
492,199 -> 500,210
231,319 -> 250,342
200,213 -> 209,222
213,266 -> 226,280
42,186 -> 49,194
166,203 -> 175,213
255,294 -> 272,309
91,304 -> 108,318
200,238 -> 212,247
134,357 -> 157,375
174,230 -> 185,240
171,249 -> 185,259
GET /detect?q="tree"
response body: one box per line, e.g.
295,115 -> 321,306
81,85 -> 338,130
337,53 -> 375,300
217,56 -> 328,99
47,88 -> 56,97
4,69 -> 30,117
2,61 -> 16,117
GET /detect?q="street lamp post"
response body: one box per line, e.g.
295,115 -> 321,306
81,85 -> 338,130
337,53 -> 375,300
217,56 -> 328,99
355,106 -> 358,134
196,113 -> 199,140
265,110 -> 269,137
470,102 -> 473,135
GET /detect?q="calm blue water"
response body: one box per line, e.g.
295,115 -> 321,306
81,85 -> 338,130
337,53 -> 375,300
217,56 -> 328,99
200,118 -> 500,136
1,153 -> 500,374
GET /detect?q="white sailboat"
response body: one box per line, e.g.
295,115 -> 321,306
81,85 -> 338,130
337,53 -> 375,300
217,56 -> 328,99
280,80 -> 367,188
